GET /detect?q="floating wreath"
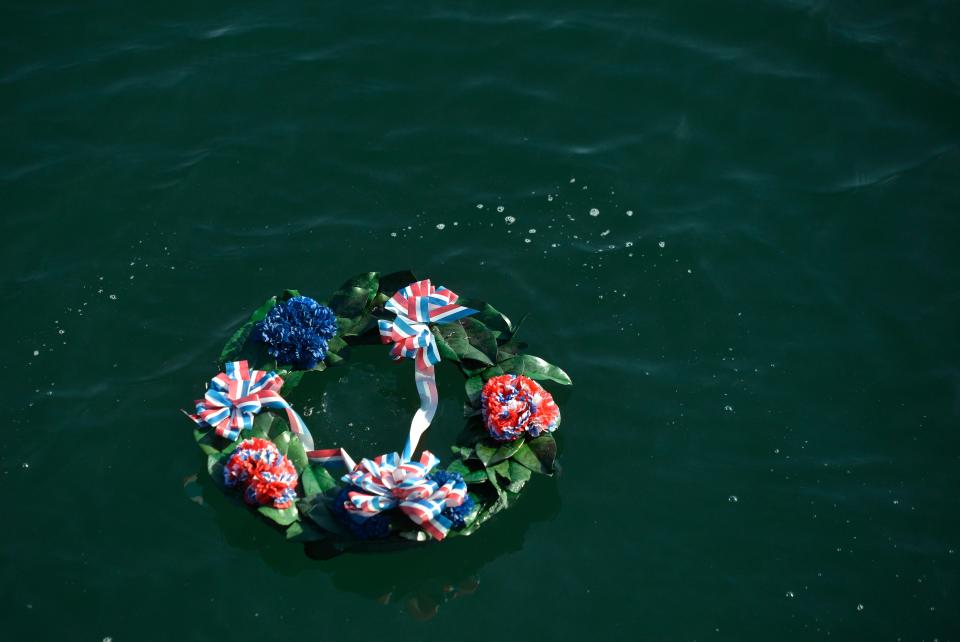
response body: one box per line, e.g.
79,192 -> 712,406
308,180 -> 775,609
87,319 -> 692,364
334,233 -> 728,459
184,271 -> 571,550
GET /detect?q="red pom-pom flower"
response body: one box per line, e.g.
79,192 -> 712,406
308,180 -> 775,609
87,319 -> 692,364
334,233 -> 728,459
481,374 -> 561,442
223,438 -> 299,509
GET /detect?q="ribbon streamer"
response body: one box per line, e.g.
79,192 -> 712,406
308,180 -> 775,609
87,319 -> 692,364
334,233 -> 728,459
187,360 -> 348,465
378,279 -> 477,460
342,451 -> 467,541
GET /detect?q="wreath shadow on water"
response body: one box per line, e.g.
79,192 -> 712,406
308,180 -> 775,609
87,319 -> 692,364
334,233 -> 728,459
193,465 -> 560,616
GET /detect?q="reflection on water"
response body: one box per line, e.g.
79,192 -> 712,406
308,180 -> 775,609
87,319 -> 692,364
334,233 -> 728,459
191,459 -> 561,618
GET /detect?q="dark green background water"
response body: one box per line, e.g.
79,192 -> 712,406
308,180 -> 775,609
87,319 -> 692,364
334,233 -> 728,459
3,2 -> 959,640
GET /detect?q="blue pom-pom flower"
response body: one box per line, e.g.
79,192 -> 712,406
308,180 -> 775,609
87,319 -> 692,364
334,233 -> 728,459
332,485 -> 392,540
254,296 -> 338,369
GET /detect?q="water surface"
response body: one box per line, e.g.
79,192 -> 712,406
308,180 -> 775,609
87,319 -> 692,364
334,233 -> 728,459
2,2 -> 959,640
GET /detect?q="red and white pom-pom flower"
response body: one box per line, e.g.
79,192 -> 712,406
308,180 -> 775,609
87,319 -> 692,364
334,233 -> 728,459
223,438 -> 299,509
481,374 -> 561,442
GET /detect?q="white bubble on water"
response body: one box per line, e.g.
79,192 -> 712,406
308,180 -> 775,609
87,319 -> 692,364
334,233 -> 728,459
476,203 -> 484,209
109,294 -> 117,300
728,495 -> 738,503
547,195 -> 554,202
785,591 -> 795,598
626,210 -> 634,216
658,241 -> 666,248
569,178 -> 576,183
436,223 -> 446,230
589,208 -> 600,217
724,404 -> 734,412
856,604 -> 864,612
33,350 -> 39,356
625,241 -> 633,248
504,216 -> 516,225
390,232 -> 397,237
529,228 -> 537,234
524,238 -> 531,244
600,229 -> 610,237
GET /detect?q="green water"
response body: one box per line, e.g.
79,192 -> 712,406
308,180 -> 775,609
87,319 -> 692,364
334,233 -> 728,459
3,2 -> 959,640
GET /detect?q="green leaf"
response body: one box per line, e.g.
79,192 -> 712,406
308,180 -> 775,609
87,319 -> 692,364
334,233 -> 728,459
511,442 -> 544,473
273,431 -> 309,473
491,460 -> 511,480
377,270 -> 418,298
497,355 -> 572,385
220,439 -> 240,457
490,437 -> 525,464
450,444 -> 476,460
465,375 -> 484,406
485,468 -> 505,499
446,459 -> 487,483
432,322 -> 494,365
510,313 -> 528,339
460,317 -> 499,364
269,415 -> 293,440
218,295 -> 279,365
512,433 -> 558,474
336,314 -> 377,338
257,505 -> 299,526
527,433 -> 559,473
300,496 -> 351,537
325,336 -> 349,366
327,335 -> 348,353
328,272 -> 379,320
431,326 -> 459,361
456,298 -> 513,337
496,340 -> 528,361
446,460 -> 471,475
462,469 -> 489,483
279,370 -> 304,395
251,412 -> 274,437
206,454 -> 227,490
480,365 -> 505,381
475,441 -> 498,466
193,428 -> 222,456
308,464 -> 338,493
506,460 -> 533,484
299,466 -> 322,496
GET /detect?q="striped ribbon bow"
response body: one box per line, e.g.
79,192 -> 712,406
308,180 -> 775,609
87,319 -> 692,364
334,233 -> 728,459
378,279 -> 476,460
188,360 -> 316,449
342,451 -> 467,541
